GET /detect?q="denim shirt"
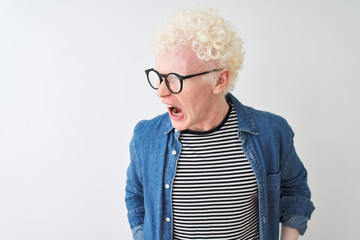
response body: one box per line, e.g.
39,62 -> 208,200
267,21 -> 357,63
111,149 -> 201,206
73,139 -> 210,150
125,93 -> 314,240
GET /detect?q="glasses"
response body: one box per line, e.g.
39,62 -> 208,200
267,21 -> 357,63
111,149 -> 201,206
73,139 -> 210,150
145,68 -> 222,94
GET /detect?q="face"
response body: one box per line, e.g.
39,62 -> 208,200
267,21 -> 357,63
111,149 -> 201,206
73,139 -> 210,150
155,46 -> 224,131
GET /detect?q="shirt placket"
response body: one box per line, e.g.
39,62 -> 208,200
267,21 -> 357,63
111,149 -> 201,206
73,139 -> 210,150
163,129 -> 181,239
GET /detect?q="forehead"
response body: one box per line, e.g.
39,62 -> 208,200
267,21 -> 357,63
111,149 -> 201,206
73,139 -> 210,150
155,46 -> 205,74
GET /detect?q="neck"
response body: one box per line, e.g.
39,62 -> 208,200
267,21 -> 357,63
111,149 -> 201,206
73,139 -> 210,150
189,95 -> 229,132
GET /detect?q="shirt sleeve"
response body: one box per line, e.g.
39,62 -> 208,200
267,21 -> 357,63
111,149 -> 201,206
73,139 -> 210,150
279,124 -> 315,235
131,225 -> 144,240
125,128 -> 145,239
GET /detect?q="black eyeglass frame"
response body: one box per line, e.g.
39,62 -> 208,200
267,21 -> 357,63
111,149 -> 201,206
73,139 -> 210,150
145,68 -> 223,94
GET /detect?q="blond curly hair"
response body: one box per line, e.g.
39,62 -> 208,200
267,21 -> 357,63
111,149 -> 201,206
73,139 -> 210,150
152,6 -> 245,92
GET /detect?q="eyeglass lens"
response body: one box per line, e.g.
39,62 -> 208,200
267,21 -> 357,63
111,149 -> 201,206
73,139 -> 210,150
147,70 -> 182,93
147,70 -> 161,89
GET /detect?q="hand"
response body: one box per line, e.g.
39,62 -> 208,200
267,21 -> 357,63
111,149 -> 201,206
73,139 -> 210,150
280,224 -> 300,240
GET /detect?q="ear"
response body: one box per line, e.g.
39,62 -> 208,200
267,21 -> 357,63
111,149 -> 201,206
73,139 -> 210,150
213,70 -> 230,95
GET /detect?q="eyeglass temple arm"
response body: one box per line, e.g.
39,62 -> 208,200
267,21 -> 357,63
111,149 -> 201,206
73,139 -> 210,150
182,69 -> 222,80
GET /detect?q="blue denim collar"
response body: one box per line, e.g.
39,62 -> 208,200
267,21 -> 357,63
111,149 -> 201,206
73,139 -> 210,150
163,93 -> 259,135
226,93 -> 259,135
163,117 -> 174,134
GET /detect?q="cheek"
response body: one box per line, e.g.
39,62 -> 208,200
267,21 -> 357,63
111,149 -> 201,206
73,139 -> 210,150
183,101 -> 203,118
179,82 -> 212,113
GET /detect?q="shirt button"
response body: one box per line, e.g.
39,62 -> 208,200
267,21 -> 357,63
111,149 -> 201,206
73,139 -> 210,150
172,150 -> 177,155
165,184 -> 170,189
165,217 -> 171,222
175,129 -> 179,132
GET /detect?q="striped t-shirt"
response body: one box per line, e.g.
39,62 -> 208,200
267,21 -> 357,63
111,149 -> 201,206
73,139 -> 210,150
172,104 -> 259,240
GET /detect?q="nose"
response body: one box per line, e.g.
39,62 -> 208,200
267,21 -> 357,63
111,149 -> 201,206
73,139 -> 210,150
157,79 -> 172,98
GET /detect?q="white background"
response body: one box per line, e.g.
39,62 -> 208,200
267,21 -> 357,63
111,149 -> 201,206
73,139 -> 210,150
1,0 -> 359,239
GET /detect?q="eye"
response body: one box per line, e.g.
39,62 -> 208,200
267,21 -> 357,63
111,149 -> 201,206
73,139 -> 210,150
167,74 -> 181,93
148,70 -> 161,88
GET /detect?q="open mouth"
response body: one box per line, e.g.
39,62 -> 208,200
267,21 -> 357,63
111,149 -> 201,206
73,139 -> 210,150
166,104 -> 183,117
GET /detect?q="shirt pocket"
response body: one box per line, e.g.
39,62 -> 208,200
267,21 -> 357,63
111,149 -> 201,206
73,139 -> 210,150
266,172 -> 281,209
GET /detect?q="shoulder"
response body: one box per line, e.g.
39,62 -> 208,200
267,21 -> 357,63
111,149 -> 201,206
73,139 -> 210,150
248,106 -> 291,132
228,93 -> 293,136
249,106 -> 294,141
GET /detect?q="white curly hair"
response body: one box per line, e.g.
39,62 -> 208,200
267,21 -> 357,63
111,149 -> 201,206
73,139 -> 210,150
152,5 -> 245,92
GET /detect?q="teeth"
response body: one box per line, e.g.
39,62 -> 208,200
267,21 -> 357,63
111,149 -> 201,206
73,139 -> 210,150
164,104 -> 182,116
172,108 -> 181,116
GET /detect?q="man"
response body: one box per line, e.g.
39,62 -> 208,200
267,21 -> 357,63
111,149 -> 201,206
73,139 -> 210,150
125,6 -> 314,240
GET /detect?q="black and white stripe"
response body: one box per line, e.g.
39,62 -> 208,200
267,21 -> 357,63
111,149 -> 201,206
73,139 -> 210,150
172,105 -> 259,240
